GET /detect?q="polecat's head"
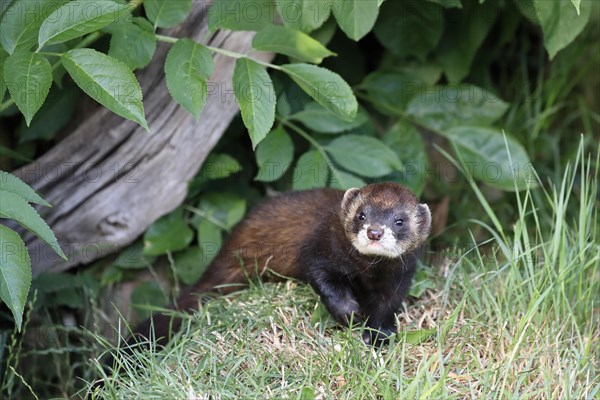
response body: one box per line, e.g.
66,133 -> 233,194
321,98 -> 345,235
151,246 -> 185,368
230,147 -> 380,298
341,183 -> 431,258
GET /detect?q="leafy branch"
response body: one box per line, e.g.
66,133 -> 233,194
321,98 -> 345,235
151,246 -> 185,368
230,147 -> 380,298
0,0 -> 592,330
0,172 -> 65,331
0,0 -> 355,135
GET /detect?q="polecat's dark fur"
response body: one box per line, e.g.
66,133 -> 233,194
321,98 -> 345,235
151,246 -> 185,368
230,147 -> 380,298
127,183 -> 431,348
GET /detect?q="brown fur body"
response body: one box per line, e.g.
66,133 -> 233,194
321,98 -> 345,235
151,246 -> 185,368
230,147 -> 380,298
128,183 -> 430,349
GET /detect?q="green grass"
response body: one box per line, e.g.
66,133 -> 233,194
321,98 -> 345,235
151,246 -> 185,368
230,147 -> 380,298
84,144 -> 599,400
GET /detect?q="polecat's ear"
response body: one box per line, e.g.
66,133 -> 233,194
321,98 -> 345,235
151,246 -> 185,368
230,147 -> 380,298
341,187 -> 360,211
418,203 -> 432,235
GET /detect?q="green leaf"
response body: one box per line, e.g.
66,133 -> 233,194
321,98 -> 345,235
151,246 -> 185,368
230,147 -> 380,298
38,0 -> 130,49
427,0 -> 462,8
252,24 -> 335,64
329,169 -> 365,190
277,0 -> 332,32
534,0 -> 592,59
281,63 -> 357,121
4,50 -> 52,125
332,0 -> 380,41
326,135 -> 402,178
198,193 -> 247,230
0,170 -> 50,206
277,72 -> 314,114
114,240 -> 156,269
0,146 -> 31,163
255,125 -> 294,182
131,16 -> 155,33
37,287 -> 83,309
0,50 -> 6,99
514,0 -> 538,24
406,84 -> 509,131
142,209 -> 194,256
399,63 -> 443,87
109,22 -> 157,70
442,126 -> 535,191
292,150 -> 329,190
358,70 -> 424,115
374,0 -> 443,60
0,190 -> 65,259
0,0 -> 68,54
398,328 -> 437,345
31,272 -> 77,292
30,272 -> 78,309
208,0 -> 275,32
199,154 -> 242,181
130,281 -> 166,320
100,265 -> 123,286
277,92 -> 292,117
571,0 -> 581,14
165,39 -> 213,119
144,0 -> 192,29
77,271 -> 100,298
233,58 -> 276,149
382,121 -> 428,196
196,218 -> 222,263
310,17 -> 337,46
0,224 -> 31,330
174,247 -> 210,285
435,0 -> 498,82
289,102 -> 367,134
57,290 -> 85,309
62,48 -> 148,130
18,85 -> 76,143
0,0 -> 13,15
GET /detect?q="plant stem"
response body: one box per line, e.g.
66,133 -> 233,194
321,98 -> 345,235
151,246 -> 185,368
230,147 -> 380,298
250,56 -> 282,71
278,118 -> 341,179
155,34 -> 179,44
75,31 -> 103,50
185,205 -> 229,232
205,45 -> 244,59
0,98 -> 15,114
39,52 -> 63,57
155,34 -> 282,70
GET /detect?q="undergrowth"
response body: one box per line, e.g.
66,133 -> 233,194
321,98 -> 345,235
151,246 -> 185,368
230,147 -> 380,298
83,142 -> 599,400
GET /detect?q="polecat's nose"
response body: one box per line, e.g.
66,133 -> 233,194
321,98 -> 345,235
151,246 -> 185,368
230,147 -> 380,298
367,227 -> 383,241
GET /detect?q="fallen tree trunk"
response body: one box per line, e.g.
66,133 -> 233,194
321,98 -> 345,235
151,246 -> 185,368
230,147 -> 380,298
13,3 -> 272,276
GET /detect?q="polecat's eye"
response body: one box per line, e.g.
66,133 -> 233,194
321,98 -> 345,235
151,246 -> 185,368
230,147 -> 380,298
395,219 -> 404,226
357,212 -> 366,221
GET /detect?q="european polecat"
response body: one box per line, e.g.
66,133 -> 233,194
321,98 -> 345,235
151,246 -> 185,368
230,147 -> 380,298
129,183 -> 431,347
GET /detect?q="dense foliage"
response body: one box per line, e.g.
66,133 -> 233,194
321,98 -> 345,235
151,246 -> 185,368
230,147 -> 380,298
0,0 -> 597,397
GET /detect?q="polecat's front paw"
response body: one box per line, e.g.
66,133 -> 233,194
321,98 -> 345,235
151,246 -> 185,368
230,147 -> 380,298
324,295 -> 361,326
361,327 -> 396,346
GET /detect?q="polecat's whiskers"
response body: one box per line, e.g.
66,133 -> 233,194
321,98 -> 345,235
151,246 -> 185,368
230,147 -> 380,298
393,256 -> 408,294
361,256 -> 384,274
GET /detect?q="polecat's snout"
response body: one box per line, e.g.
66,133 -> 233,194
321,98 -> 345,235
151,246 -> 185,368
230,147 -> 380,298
353,222 -> 402,258
366,226 -> 384,241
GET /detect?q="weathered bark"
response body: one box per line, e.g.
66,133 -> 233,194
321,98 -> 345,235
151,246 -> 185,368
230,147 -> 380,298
13,3 -> 272,276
